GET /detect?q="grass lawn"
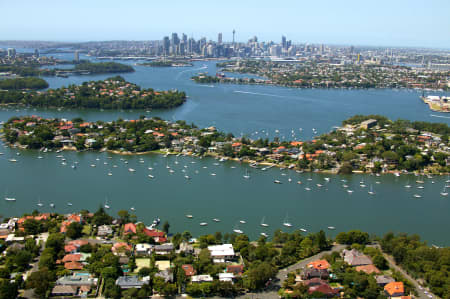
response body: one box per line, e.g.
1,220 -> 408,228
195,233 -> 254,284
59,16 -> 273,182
82,224 -> 92,236
134,258 -> 151,273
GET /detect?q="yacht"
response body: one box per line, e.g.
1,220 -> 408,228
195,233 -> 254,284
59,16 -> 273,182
260,217 -> 269,227
186,214 -> 193,219
327,226 -> 336,230
239,220 -> 246,224
243,169 -> 250,179
90,164 -> 96,167
440,186 -> 448,196
347,190 -> 354,194
199,222 -> 208,226
413,194 -> 422,198
305,186 -> 311,191
37,200 -> 43,207
210,173 -> 216,176
148,174 -> 154,179
50,203 -> 55,208
128,168 -> 136,172
316,183 -> 323,187
108,172 -> 112,176
368,185 -> 375,195
130,207 -> 136,211
260,232 -> 269,238
233,228 -> 243,234
283,214 -> 292,227
104,199 -> 110,209
300,228 -> 307,232
324,177 -> 330,182
213,218 -> 220,222
8,159 -> 17,162
274,180 -> 282,184
5,197 -> 16,202
184,175 -> 191,180
67,202 -> 73,206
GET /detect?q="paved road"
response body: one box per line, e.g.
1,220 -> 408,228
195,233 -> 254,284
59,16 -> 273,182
381,251 -> 436,299
368,244 -> 437,299
233,244 -> 346,299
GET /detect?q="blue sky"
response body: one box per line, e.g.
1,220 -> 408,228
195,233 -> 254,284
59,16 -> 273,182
1,0 -> 449,48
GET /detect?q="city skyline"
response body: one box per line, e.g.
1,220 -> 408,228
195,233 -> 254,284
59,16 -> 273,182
1,0 -> 450,49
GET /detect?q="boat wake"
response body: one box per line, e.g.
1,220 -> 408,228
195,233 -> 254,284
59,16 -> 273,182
233,90 -> 286,98
430,114 -> 450,119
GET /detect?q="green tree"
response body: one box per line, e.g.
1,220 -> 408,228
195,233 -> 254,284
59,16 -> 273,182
66,222 -> 83,239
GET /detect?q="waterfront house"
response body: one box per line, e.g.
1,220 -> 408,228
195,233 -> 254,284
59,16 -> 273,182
97,224 -> 113,237
123,222 -> 137,235
208,244 -> 235,263
143,228 -> 167,243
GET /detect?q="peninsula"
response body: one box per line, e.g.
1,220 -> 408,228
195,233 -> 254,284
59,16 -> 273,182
2,114 -> 449,174
191,60 -> 450,90
0,76 -> 186,109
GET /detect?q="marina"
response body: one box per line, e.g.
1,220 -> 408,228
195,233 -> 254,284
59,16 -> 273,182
0,145 -> 449,245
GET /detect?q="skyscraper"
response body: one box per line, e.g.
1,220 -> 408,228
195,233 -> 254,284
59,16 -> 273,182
218,33 -> 223,45
74,50 -> 79,62
281,35 -> 287,50
7,48 -> 16,58
232,29 -> 236,47
163,36 -> 170,55
171,33 -> 179,48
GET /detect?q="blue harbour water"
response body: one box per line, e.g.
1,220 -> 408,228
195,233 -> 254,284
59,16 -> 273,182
0,50 -> 449,245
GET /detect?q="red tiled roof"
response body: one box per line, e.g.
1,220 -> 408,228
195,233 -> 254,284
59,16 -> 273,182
64,261 -> 83,270
384,282 -> 404,296
227,265 -> 244,275
123,223 -> 137,234
356,264 -> 381,274
64,244 -> 78,253
143,228 -> 165,238
308,259 -> 330,270
182,264 -> 196,276
62,254 -> 81,262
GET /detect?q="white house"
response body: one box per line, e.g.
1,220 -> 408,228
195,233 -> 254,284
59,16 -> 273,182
191,275 -> 213,283
218,273 -> 235,283
207,244 -> 235,263
135,243 -> 153,256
